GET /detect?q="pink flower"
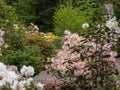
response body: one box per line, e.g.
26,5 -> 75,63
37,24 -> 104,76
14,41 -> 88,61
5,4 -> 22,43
57,65 -> 67,71
109,51 -> 117,57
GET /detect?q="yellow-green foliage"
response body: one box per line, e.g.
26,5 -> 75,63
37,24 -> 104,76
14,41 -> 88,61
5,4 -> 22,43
0,0 -> 18,25
23,23 -> 55,57
1,23 -> 55,74
46,32 -> 62,41
53,5 -> 92,36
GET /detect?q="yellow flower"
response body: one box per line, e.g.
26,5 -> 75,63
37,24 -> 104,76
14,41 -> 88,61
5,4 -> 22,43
4,44 -> 9,48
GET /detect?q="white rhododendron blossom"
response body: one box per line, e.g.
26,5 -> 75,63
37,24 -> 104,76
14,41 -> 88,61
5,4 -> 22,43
0,62 -> 44,90
20,65 -> 35,76
82,23 -> 89,29
106,17 -> 120,37
0,62 -> 6,70
36,82 -> 44,90
0,63 -> 19,87
3,71 -> 19,84
0,29 -> 5,37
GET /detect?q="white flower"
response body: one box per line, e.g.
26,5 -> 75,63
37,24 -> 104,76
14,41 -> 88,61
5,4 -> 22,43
106,17 -> 120,31
106,17 -> 120,38
0,30 -> 5,37
0,80 -> 6,87
0,62 -> 44,90
34,25 -> 39,30
20,65 -> 35,76
64,30 -> 72,35
18,80 -> 27,90
82,23 -> 89,29
13,24 -> 18,29
11,80 -> 19,90
4,70 -> 19,84
0,62 -> 6,71
26,78 -> 33,85
36,82 -> 44,90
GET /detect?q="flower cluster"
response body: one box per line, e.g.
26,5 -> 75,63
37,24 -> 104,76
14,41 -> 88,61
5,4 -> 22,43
24,23 -> 61,42
106,16 -> 120,38
25,23 -> 39,35
47,30 -> 118,77
45,32 -> 61,41
20,65 -> 34,77
0,62 -> 44,90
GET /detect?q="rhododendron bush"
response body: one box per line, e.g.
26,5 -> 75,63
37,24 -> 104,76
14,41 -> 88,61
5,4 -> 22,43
0,62 -> 44,90
46,19 -> 120,89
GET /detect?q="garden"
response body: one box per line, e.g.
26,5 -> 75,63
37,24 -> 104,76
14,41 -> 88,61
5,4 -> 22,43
0,0 -> 120,90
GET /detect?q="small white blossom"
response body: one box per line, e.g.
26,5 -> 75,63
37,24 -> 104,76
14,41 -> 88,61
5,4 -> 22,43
0,80 -> 6,87
82,23 -> 89,29
0,62 -> 43,90
13,24 -> 18,29
20,65 -> 35,76
18,80 -> 26,90
106,17 -> 118,30
0,62 -> 6,71
34,25 -> 39,30
10,80 -> 19,90
26,78 -> 33,85
0,30 -> 5,37
64,30 -> 72,35
36,82 -> 44,90
4,70 -> 19,84
106,17 -> 120,37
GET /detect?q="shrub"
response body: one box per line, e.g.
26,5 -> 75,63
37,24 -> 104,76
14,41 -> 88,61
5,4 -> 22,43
53,5 -> 91,36
2,45 -> 45,74
53,0 -> 99,36
23,23 -> 56,57
47,29 -> 120,89
1,23 -> 55,74
46,13 -> 120,89
0,0 -> 18,26
0,62 -> 44,90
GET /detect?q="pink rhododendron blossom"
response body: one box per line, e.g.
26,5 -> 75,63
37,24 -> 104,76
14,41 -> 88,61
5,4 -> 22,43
57,65 -> 67,71
47,30 -> 118,80
109,51 -> 117,57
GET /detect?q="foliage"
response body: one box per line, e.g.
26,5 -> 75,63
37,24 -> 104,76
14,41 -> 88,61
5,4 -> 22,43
32,0 -> 59,32
12,0 -> 37,25
47,28 -> 120,89
115,38 -> 120,57
46,1 -> 120,89
1,45 -> 45,74
114,0 -> 120,22
53,0 -> 98,36
0,0 -> 18,27
12,0 -> 59,32
23,23 -> 56,57
46,32 -> 61,41
1,23 -> 55,74
46,32 -> 62,49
